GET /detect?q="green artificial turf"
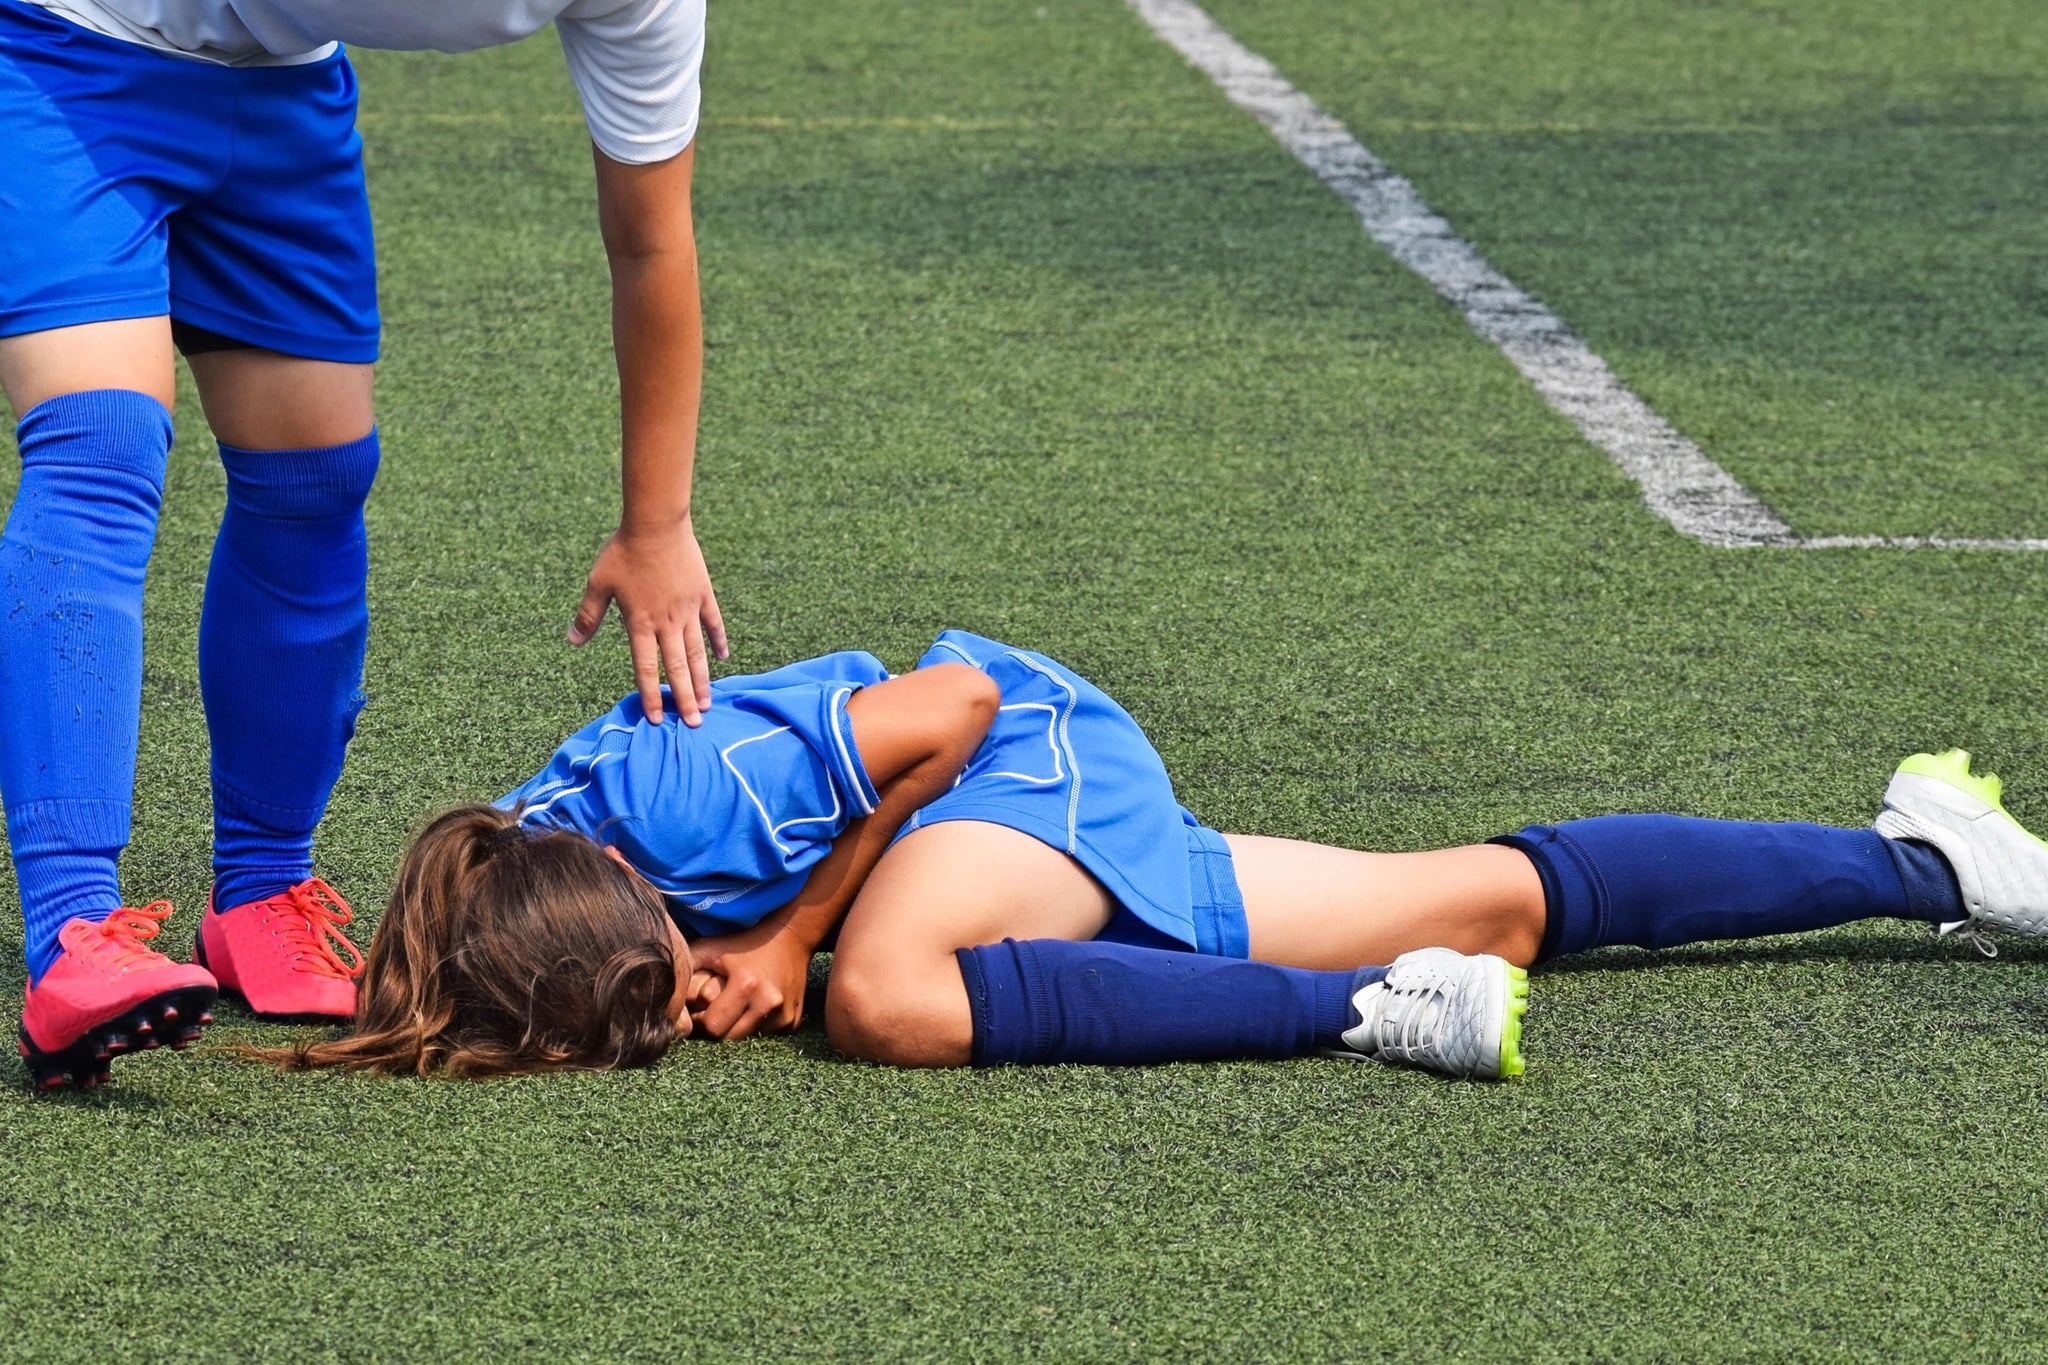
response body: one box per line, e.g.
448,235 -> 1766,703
3,0 -> 2047,1358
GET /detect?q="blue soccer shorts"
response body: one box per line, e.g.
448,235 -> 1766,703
0,0 -> 379,362
1093,819 -> 1253,960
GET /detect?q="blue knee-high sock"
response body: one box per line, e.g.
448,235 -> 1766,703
957,937 -> 1384,1067
1494,816 -> 1965,962
1,391 -> 170,982
201,431 -> 378,910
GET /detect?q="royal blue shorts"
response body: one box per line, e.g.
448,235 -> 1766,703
1093,819 -> 1251,959
895,632 -> 1254,960
0,0 -> 378,361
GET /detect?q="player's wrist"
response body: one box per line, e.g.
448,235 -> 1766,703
614,505 -> 694,539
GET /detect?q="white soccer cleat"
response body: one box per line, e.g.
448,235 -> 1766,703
1328,947 -> 1528,1080
1872,749 -> 2048,956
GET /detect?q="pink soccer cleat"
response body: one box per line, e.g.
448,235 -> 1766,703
196,878 -> 365,1020
20,903 -> 219,1091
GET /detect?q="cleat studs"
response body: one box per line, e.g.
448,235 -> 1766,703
198,1012 -> 214,1026
135,1020 -> 152,1035
160,1007 -> 179,1025
94,1048 -> 111,1061
143,1038 -> 159,1050
169,1038 -> 190,1051
37,1075 -> 65,1091
95,1070 -> 112,1085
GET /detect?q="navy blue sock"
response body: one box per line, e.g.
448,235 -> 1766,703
956,937 -> 1386,1067
1495,816 -> 1965,962
0,391 -> 169,982
201,431 -> 378,909
1884,837 -> 1964,925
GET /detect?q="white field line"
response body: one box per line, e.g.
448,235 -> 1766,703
1801,535 -> 2048,550
1123,0 -> 2046,552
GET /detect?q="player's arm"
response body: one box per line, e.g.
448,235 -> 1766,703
568,142 -> 729,727
689,665 -> 1001,1040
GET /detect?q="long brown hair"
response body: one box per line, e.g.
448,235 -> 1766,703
248,805 -> 681,1078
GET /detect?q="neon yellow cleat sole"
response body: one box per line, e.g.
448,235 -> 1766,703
1499,963 -> 1529,1079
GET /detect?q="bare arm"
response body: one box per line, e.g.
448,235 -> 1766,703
689,664 -> 1000,1039
568,143 -> 729,726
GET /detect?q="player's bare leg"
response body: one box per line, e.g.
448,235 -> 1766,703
825,820 -> 1525,1079
826,820 -> 1116,1067
185,348 -> 373,449
1228,836 -> 1547,971
0,317 -> 176,414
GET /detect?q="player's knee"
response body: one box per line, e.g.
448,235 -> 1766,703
1476,845 -> 1548,966
824,954 -> 971,1068
220,426 -> 380,520
822,962 -> 919,1064
1482,910 -> 1544,968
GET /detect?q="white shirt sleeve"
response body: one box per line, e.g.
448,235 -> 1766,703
555,0 -> 704,165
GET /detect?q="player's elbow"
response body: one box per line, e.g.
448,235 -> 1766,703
960,666 -> 1000,734
926,663 -> 1000,756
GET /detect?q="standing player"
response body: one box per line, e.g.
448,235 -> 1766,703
1,0 -> 724,1087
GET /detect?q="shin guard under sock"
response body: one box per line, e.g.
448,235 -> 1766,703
1496,816 -> 1965,962
201,431 -> 378,910
1,391 -> 170,982
957,936 -> 1383,1066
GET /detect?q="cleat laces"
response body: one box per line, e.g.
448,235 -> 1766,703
1337,948 -> 1522,1079
1939,919 -> 1999,959
274,880 -> 366,981
1377,974 -> 1455,1064
85,902 -> 179,975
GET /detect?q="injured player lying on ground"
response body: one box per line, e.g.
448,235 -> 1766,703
243,631 -> 2048,1081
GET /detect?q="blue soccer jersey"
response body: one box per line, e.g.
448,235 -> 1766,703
498,651 -> 888,936
502,631 -> 1245,955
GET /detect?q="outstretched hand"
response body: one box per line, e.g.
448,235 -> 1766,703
568,517 -> 728,726
686,925 -> 814,1041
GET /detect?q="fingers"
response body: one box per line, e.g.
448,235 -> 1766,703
702,589 -> 729,662
574,528 -> 727,721
567,579 -> 610,647
688,970 -> 721,1009
696,975 -> 762,1039
680,618 -> 712,724
661,621 -> 705,728
629,621 -> 666,723
718,993 -> 783,1043
692,969 -> 794,1041
717,977 -> 798,1042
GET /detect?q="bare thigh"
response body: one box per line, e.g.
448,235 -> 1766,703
0,318 -> 177,417
827,820 -> 1116,1067
186,347 -> 374,449
0,321 -> 373,451
1228,833 -> 1545,970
